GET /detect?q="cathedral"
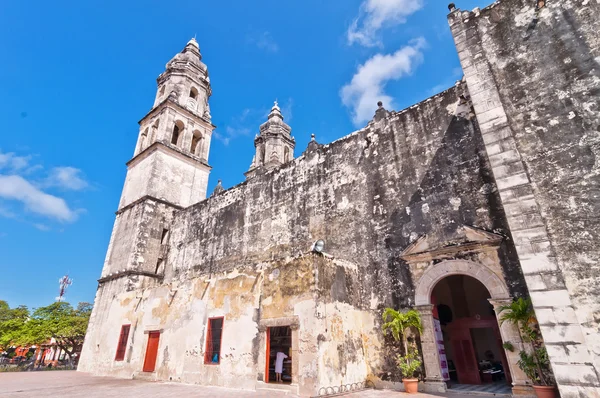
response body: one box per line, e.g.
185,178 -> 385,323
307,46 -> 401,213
79,1 -> 600,397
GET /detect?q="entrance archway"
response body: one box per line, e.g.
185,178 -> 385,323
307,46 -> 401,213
432,275 -> 511,391
413,260 -> 533,395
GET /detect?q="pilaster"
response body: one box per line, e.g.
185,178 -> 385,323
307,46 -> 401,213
415,304 -> 447,393
448,9 -> 600,396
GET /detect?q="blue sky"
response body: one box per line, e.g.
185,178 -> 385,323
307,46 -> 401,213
0,0 -> 489,310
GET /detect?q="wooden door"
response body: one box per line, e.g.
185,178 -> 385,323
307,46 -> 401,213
450,326 -> 481,384
143,331 -> 160,372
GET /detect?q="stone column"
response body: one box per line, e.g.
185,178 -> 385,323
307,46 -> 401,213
489,298 -> 535,396
415,305 -> 446,393
257,325 -> 267,383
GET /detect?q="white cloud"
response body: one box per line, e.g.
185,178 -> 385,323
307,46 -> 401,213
341,38 -> 426,126
251,32 -> 279,53
0,175 -> 79,222
34,223 -> 51,231
46,167 -> 89,191
348,0 -> 424,47
0,151 -> 31,171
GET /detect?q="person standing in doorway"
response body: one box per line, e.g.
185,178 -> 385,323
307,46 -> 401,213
275,351 -> 288,382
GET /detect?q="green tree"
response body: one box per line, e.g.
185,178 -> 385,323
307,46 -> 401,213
0,300 -> 30,350
382,308 -> 423,355
25,301 -> 92,364
498,297 -> 553,386
382,308 -> 423,378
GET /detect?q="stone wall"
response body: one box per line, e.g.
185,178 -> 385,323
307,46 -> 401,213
167,84 -> 526,308
448,0 -> 600,395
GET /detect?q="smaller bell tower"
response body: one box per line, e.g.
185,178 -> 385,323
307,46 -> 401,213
245,101 -> 295,179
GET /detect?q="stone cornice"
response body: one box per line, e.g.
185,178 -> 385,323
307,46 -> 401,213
126,140 -> 212,171
98,270 -> 164,284
115,194 -> 183,216
137,99 -> 216,129
401,239 -> 502,263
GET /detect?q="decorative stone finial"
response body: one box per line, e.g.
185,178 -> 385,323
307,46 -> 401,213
211,179 -> 225,196
305,133 -> 321,153
187,37 -> 199,48
268,99 -> 283,120
448,3 -> 456,12
374,100 -> 387,122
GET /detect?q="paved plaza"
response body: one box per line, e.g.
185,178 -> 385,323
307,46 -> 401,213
0,371 -> 468,398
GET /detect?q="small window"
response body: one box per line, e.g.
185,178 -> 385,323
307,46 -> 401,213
284,147 -> 291,163
171,124 -> 181,145
190,131 -> 202,155
160,228 -> 169,244
189,87 -> 198,99
204,317 -> 224,364
115,324 -> 131,361
159,85 -> 166,97
155,259 -> 164,275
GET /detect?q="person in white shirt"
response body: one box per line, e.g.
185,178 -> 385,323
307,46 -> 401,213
275,351 -> 288,382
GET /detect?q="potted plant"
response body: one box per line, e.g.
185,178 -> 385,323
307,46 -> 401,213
499,298 -> 557,398
382,308 -> 423,394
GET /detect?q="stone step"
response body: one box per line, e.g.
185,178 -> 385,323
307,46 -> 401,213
255,381 -> 299,395
132,372 -> 158,382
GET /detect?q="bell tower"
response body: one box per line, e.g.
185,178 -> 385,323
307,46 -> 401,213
245,101 -> 295,179
123,38 -> 214,208
100,38 -> 214,279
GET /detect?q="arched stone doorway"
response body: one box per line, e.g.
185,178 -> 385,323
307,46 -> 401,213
412,260 -> 532,396
432,275 -> 511,392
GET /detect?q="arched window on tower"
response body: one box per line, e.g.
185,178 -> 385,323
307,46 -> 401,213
159,85 -> 166,98
284,147 -> 291,163
171,121 -> 183,146
190,130 -> 202,156
149,119 -> 159,143
187,87 -> 199,112
257,146 -> 265,166
139,128 -> 148,152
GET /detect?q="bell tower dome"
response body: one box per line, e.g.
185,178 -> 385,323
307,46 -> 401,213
245,100 -> 295,179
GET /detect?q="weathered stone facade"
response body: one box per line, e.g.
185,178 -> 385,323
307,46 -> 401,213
79,1 -> 600,396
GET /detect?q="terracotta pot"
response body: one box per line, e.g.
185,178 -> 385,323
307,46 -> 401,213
533,385 -> 558,398
402,378 -> 419,394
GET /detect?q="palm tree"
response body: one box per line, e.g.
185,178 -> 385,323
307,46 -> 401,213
498,297 -> 535,328
498,297 -> 549,386
382,308 -> 423,362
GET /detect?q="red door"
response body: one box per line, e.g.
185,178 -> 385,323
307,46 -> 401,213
143,331 -> 160,372
450,326 -> 481,384
265,327 -> 271,383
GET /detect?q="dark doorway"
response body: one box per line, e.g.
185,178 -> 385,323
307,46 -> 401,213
142,331 -> 160,372
432,275 -> 511,390
266,326 -> 292,384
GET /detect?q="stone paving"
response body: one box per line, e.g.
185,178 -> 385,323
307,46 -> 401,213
0,371 -> 466,398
